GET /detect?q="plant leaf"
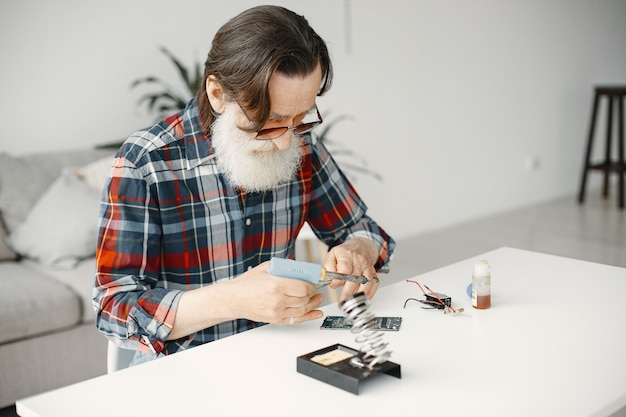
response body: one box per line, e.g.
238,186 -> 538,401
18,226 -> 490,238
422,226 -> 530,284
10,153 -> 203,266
129,76 -> 165,89
336,161 -> 383,182
317,114 -> 354,142
192,61 -> 203,95
159,46 -> 194,92
136,91 -> 180,112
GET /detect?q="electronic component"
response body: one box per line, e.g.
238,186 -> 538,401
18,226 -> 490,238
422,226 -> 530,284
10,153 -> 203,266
424,292 -> 451,309
404,279 -> 464,315
320,315 -> 402,331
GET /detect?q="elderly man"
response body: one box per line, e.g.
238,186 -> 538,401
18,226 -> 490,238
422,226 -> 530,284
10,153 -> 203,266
94,5 -> 395,365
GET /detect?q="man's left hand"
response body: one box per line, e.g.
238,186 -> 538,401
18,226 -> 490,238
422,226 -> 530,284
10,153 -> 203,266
323,237 -> 380,303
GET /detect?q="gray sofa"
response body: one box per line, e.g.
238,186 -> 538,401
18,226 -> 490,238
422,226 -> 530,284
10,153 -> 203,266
0,148 -> 114,408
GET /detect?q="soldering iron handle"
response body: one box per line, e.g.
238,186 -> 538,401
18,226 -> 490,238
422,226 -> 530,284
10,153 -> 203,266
268,258 -> 322,284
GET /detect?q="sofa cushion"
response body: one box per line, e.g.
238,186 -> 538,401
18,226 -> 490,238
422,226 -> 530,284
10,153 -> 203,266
6,169 -> 102,268
22,258 -> 97,324
0,261 -> 81,345
0,149 -> 113,233
75,155 -> 115,192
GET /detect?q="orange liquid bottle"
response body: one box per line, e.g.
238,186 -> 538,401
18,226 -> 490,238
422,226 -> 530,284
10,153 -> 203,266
472,260 -> 491,309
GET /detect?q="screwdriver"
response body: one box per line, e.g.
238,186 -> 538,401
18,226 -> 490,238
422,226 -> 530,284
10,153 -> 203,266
268,257 -> 376,285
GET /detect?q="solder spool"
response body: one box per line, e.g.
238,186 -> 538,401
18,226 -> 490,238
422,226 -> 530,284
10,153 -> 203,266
296,292 -> 401,394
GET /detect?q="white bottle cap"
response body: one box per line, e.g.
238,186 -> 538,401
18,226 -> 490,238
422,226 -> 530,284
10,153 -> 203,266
474,260 -> 490,276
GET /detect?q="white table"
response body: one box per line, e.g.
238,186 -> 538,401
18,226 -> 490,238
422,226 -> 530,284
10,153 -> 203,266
16,247 -> 626,417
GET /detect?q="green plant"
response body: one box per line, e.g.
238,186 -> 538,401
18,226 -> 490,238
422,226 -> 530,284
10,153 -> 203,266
130,46 -> 203,118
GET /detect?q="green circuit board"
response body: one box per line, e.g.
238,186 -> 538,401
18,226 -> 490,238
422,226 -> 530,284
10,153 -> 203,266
320,315 -> 402,331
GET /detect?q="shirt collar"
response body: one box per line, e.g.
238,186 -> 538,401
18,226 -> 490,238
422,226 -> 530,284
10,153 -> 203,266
181,98 -> 216,170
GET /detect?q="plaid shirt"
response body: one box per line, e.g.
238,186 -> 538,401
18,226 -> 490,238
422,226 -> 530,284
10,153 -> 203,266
93,98 -> 395,360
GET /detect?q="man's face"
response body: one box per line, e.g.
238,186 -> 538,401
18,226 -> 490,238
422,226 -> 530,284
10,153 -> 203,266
210,65 -> 323,192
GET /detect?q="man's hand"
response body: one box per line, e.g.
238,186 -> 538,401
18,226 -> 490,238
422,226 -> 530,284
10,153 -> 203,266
323,237 -> 380,303
230,261 -> 325,325
168,261 -> 324,340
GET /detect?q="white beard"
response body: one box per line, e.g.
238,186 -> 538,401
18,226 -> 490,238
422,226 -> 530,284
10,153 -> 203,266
210,105 -> 302,192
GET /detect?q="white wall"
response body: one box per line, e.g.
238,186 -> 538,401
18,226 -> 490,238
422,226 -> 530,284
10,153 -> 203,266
1,0 -> 625,240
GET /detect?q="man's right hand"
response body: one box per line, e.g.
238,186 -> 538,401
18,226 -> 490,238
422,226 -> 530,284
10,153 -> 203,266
167,261 -> 325,340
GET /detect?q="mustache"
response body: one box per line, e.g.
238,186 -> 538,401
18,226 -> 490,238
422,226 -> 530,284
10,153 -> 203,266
209,105 -> 303,192
249,138 -> 280,153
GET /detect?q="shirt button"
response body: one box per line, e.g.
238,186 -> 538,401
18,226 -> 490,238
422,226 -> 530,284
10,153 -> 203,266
245,218 -> 251,226
247,266 -> 252,271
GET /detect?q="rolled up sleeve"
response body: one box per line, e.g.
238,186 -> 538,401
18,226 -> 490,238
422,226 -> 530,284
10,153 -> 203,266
92,148 -> 183,355
306,138 -> 395,271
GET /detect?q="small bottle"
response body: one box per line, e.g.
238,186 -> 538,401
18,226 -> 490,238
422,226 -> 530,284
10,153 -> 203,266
472,260 -> 491,309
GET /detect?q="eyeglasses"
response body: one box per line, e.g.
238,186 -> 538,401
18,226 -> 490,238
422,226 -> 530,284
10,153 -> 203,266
234,100 -> 323,141
254,106 -> 323,140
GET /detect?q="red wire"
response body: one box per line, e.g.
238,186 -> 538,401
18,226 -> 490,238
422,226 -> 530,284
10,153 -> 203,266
405,279 -> 428,296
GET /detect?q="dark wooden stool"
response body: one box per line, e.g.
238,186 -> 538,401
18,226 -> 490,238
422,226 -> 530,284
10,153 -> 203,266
578,86 -> 625,209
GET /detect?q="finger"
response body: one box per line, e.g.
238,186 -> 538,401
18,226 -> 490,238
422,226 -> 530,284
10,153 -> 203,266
325,245 -> 371,275
328,279 -> 345,289
301,309 -> 324,322
337,281 -> 361,303
284,293 -> 325,316
285,309 -> 324,325
278,278 -> 317,298
361,280 -> 379,299
324,251 -> 359,275
328,268 -> 377,290
337,277 -> 379,304
363,265 -> 378,281
282,293 -> 324,325
308,292 -> 325,307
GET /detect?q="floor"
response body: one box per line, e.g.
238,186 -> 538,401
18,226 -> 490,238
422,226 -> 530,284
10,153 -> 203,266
2,191 -> 624,417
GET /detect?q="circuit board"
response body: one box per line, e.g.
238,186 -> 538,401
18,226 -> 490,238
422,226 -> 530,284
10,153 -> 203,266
320,315 -> 402,331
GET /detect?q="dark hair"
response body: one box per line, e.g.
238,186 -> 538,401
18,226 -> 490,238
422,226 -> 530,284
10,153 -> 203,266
197,5 -> 333,134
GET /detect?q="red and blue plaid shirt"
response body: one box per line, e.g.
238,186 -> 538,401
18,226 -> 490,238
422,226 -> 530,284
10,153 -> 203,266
93,98 -> 395,360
